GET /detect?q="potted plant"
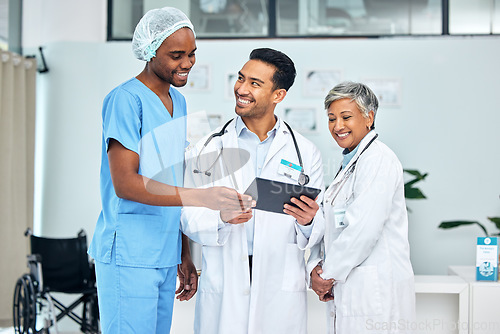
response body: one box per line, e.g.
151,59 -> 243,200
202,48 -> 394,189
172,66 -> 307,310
438,196 -> 500,236
404,169 -> 428,210
439,195 -> 500,268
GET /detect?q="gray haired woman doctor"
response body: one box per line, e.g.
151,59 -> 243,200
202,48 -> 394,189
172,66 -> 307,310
308,82 -> 416,333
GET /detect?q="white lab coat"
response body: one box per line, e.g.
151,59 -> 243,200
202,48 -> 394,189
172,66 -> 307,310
181,117 -> 325,334
307,131 -> 416,334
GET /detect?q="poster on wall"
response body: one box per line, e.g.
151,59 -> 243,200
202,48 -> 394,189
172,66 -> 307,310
186,111 -> 224,150
207,113 -> 223,131
282,106 -> 318,133
303,69 -> 342,98
186,110 -> 213,150
225,72 -> 237,100
184,64 -> 211,91
360,78 -> 402,107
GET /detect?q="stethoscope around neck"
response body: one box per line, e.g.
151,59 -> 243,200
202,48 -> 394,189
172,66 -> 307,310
328,133 -> 378,204
193,118 -> 310,186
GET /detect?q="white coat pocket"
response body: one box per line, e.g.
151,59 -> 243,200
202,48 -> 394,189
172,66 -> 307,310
338,265 -> 382,316
331,183 -> 354,229
281,243 -> 307,291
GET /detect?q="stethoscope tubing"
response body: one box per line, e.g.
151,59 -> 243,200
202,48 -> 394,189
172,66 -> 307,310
193,118 -> 310,186
329,134 -> 379,204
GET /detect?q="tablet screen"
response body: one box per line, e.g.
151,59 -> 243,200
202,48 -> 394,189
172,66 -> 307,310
244,177 -> 321,214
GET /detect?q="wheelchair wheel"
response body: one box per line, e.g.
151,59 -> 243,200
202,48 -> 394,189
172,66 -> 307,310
13,274 -> 37,334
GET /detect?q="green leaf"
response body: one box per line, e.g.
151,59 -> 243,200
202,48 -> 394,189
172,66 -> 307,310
404,187 -> 426,199
404,169 -> 421,177
439,220 -> 489,236
404,169 -> 428,181
439,220 -> 477,228
404,178 -> 421,188
487,217 -> 500,230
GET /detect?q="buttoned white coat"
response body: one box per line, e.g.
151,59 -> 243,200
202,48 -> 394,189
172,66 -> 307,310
181,117 -> 325,334
307,131 -> 416,333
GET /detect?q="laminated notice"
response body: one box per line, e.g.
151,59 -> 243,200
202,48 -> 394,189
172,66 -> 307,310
476,237 -> 499,281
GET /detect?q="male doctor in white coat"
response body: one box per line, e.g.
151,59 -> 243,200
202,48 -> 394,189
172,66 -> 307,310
181,48 -> 325,333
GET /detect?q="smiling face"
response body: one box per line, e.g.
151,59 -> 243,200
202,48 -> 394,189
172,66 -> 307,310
233,59 -> 285,120
327,98 -> 374,152
148,27 -> 196,87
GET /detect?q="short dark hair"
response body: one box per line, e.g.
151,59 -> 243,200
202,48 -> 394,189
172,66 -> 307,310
249,48 -> 296,91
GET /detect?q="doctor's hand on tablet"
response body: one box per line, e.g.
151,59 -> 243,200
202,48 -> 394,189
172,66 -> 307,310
283,195 -> 319,226
220,208 -> 254,225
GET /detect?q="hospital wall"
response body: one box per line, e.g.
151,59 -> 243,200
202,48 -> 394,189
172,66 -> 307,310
24,2 -> 500,276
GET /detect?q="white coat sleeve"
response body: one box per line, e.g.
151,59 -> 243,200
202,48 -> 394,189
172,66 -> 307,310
181,207 -> 232,246
295,144 -> 325,250
306,238 -> 324,287
320,152 -> 402,283
180,143 -> 232,247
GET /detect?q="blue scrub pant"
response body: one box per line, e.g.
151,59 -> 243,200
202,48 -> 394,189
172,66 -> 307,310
94,244 -> 177,334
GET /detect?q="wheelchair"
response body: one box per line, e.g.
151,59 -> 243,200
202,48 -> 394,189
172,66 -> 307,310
12,229 -> 100,334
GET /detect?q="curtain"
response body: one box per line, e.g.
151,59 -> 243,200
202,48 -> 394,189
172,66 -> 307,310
0,50 -> 36,326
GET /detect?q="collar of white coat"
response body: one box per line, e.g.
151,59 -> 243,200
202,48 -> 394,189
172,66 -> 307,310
324,130 -> 378,200
231,116 -> 290,163
235,116 -> 280,139
206,116 -> 287,140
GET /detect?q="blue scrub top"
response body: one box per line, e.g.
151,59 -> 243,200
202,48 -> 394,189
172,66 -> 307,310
89,78 -> 187,268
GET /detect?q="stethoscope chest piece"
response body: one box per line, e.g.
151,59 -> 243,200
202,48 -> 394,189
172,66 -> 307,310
298,172 -> 309,186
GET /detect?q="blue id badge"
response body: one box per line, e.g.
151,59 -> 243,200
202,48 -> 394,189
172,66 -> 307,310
278,159 -> 302,181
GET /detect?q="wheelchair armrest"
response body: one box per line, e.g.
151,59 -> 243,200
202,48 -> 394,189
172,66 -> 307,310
27,254 -> 44,290
27,254 -> 42,264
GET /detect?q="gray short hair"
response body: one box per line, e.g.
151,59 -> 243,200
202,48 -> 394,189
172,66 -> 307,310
324,81 -> 378,129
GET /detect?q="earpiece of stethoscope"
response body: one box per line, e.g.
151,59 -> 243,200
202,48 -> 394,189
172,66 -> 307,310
193,169 -> 212,176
